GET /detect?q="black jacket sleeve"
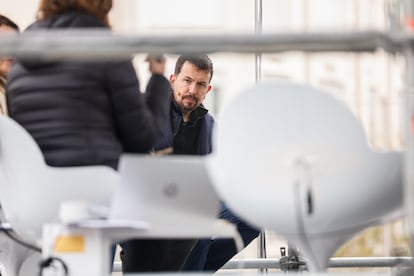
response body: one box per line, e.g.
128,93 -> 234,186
104,61 -> 170,153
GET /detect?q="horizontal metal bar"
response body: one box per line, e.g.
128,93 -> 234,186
0,30 -> 403,62
111,257 -> 414,272
222,257 -> 414,269
222,258 -> 280,269
328,257 -> 414,268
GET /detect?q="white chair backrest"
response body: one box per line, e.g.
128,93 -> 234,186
0,115 -> 46,238
208,81 -> 402,271
0,114 -> 118,244
0,114 -> 45,179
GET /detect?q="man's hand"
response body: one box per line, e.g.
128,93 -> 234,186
151,147 -> 173,156
145,54 -> 166,75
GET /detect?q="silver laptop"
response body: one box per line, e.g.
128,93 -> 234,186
108,154 -> 231,238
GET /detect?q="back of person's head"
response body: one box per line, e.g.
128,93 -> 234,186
0,14 -> 19,32
37,0 -> 112,27
174,54 -> 214,82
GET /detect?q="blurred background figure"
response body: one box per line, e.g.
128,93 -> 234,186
0,14 -> 19,115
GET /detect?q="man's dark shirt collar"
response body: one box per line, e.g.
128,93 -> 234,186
171,94 -> 208,125
170,94 -> 208,155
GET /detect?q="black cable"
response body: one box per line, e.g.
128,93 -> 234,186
0,224 -> 41,253
0,211 -> 68,275
0,222 -> 69,276
38,257 -> 69,276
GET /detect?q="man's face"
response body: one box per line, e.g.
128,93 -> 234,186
0,25 -> 18,77
170,61 -> 212,114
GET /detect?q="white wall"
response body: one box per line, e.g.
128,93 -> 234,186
1,0 -> 39,30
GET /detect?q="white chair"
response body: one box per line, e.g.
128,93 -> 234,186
0,114 -> 118,275
208,81 -> 403,272
0,114 -> 238,276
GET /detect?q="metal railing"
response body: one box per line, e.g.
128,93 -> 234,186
111,257 -> 414,272
0,30 -> 405,62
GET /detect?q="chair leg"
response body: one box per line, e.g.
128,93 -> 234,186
0,233 -> 34,276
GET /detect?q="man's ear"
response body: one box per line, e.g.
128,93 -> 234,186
169,74 -> 176,89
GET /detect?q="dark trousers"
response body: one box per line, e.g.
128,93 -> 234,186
181,204 -> 260,271
120,239 -> 196,273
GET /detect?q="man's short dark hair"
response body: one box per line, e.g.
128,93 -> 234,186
0,15 -> 19,32
174,54 -> 214,82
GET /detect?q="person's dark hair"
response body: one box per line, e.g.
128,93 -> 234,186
174,54 -> 214,82
37,0 -> 112,27
0,15 -> 20,32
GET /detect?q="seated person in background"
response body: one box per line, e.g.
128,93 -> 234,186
151,54 -> 261,272
0,14 -> 19,115
0,14 -> 20,225
6,0 -> 195,273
